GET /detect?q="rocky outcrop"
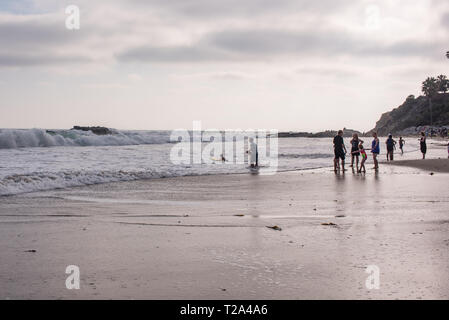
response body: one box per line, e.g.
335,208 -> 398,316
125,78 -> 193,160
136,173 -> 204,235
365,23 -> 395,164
277,128 -> 363,138
312,129 -> 362,138
277,132 -> 311,138
71,126 -> 112,135
370,93 -> 449,136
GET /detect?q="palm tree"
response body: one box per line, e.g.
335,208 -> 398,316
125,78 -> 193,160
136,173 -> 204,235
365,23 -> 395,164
437,75 -> 448,93
422,77 -> 438,96
422,77 -> 439,126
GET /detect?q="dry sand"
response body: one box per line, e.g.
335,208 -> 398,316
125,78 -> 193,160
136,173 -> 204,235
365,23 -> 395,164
1,164 -> 449,299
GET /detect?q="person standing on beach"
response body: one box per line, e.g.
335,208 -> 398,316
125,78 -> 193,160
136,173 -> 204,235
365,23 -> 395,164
385,134 -> 396,161
399,137 -> 405,155
371,132 -> 380,170
248,137 -> 258,167
419,132 -> 427,159
349,133 -> 363,171
333,130 -> 347,172
352,143 -> 369,173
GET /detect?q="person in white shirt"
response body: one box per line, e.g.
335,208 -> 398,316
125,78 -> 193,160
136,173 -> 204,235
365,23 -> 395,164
248,137 -> 258,168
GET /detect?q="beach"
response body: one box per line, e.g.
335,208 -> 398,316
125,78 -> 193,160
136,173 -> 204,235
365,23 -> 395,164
384,158 -> 449,173
1,160 -> 449,300
2,0 -> 449,306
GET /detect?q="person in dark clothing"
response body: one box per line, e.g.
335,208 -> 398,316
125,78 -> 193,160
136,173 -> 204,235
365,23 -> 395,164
419,132 -> 427,159
333,130 -> 347,172
349,133 -> 363,171
371,132 -> 380,170
385,134 -> 396,161
399,137 -> 405,155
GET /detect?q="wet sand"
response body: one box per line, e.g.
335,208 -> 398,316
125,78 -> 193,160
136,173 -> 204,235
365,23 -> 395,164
384,158 -> 449,173
1,165 -> 449,299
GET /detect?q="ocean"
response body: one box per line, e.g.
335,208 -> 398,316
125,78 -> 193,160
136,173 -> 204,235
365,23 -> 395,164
0,128 -> 421,196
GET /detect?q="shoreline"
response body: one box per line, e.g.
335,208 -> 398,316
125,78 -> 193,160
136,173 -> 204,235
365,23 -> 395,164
0,165 -> 334,198
2,157 -> 447,198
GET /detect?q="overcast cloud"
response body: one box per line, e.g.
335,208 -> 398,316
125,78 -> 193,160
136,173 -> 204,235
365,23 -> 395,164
0,0 -> 448,131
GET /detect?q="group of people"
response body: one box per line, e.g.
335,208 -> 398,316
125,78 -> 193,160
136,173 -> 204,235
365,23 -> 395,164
332,130 -> 374,173
429,127 -> 448,138
384,135 -> 407,160
332,130 -> 429,173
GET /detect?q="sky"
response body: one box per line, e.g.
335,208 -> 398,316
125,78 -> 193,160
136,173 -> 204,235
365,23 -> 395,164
0,0 -> 448,132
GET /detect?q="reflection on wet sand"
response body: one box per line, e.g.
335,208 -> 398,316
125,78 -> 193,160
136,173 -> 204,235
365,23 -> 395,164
0,166 -> 448,299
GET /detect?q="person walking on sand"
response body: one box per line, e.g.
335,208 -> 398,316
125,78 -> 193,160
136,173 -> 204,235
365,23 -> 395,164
419,132 -> 427,159
333,130 -> 347,172
385,134 -> 396,161
349,133 -> 363,171
371,132 -> 380,170
399,137 -> 405,155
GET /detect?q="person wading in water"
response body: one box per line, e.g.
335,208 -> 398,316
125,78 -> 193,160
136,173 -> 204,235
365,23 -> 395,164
333,130 -> 347,172
419,132 -> 427,159
349,133 -> 363,172
385,134 -> 396,161
371,132 -> 380,170
399,137 -> 405,155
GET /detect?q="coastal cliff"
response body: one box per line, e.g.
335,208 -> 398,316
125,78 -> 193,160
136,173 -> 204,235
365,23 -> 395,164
371,93 -> 449,135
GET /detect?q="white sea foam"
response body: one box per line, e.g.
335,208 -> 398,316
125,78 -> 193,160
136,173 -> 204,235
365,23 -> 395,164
0,170 -> 172,196
0,128 -> 172,149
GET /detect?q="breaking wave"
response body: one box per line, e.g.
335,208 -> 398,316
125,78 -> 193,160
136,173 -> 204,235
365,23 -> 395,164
0,128 -> 172,149
0,169 -> 200,196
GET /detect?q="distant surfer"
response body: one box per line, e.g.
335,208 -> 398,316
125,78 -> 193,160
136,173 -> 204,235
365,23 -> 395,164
247,137 -> 258,168
210,153 -> 226,163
